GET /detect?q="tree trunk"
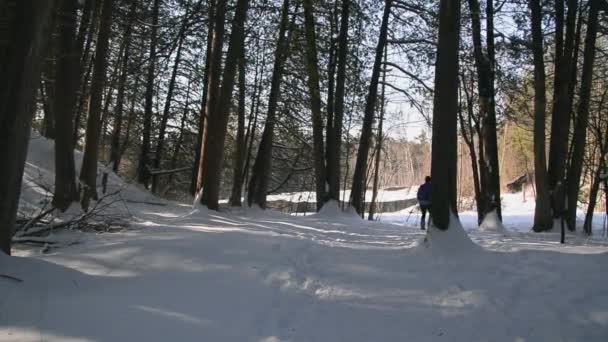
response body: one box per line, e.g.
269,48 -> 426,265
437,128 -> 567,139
566,0 -> 599,231
79,0 -> 114,210
119,75 -> 141,164
41,9 -> 58,140
242,39 -> 267,195
137,0 -> 161,188
467,0 -> 502,222
583,158 -> 604,235
52,0 -> 80,211
190,0 -> 216,196
167,79 -> 192,188
200,0 -> 250,210
109,0 -> 137,173
152,14 -> 188,193
194,0 -> 226,197
0,0 -> 54,255
430,0 -> 461,230
247,0 -> 291,208
529,0 -> 553,232
73,0 -> 99,146
302,0 -> 328,211
230,49 -> 248,207
368,47 -> 387,221
548,0 -> 578,196
350,0 -> 392,215
325,0 -> 338,200
327,0 -> 350,202
459,74 -> 483,224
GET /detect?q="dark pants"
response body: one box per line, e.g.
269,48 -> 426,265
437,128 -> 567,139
420,204 -> 431,230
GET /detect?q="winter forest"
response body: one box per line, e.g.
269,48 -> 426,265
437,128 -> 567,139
1,0 -> 608,340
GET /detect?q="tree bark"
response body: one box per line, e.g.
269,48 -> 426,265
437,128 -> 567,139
73,0 -> 99,145
200,0 -> 250,210
137,0 -> 161,188
0,0 -> 54,254
467,0 -> 502,223
166,79 -> 192,189
247,0 -> 291,208
302,0 -> 328,211
194,0 -> 226,197
152,11 -> 188,193
327,0 -> 350,202
548,0 -> 578,196
52,0 -> 80,211
350,0 -> 392,215
230,49 -> 248,207
430,0 -> 461,230
190,0 -> 216,196
79,0 -> 114,210
109,0 -> 137,173
529,0 -> 553,232
325,0 -> 338,200
459,74 -> 483,224
368,46 -> 387,221
565,0 -> 599,231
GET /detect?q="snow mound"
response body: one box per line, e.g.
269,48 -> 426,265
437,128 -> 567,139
479,209 -> 506,232
21,133 -> 161,215
418,212 -> 482,255
315,200 -> 361,221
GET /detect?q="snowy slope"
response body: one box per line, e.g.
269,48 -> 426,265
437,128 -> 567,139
1,136 -> 608,341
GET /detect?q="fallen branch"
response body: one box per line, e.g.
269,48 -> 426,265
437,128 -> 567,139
0,274 -> 23,283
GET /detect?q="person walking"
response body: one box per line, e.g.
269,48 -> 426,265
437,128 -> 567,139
417,176 -> 432,230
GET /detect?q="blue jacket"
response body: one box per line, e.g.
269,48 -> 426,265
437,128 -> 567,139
417,182 -> 431,206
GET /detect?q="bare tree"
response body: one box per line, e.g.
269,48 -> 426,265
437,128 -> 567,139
302,0 -> 328,210
350,0 -> 393,215
430,0 -> 461,230
52,0 -> 80,211
137,0 -> 161,188
200,0 -> 250,210
529,0 -> 553,232
0,0 -> 55,254
79,0 -> 114,210
247,0 -> 291,208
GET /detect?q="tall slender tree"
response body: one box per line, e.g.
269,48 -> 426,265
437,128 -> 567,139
152,5 -> 190,193
430,0 -> 461,230
548,0 -> 578,198
327,0 -> 350,202
79,0 -> 114,210
230,47 -> 248,207
302,0 -> 328,211
137,0 -> 161,188
529,0 -> 553,232
200,0 -> 250,210
0,0 -> 55,255
109,0 -> 138,173
52,0 -> 80,211
193,0 -> 226,196
566,0 -> 600,232
350,0 -> 393,215
467,0 -> 502,223
247,0 -> 291,208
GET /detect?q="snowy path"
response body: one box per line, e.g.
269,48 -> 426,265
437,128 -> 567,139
1,201 -> 608,341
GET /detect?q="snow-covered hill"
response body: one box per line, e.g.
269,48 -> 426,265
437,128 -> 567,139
1,135 -> 608,341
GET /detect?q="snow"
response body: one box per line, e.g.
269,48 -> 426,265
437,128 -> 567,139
479,209 -> 506,232
266,187 -> 418,204
1,135 -> 608,341
419,212 -> 482,255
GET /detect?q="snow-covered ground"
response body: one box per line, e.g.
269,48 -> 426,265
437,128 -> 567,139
265,187 -> 418,204
1,135 -> 608,341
